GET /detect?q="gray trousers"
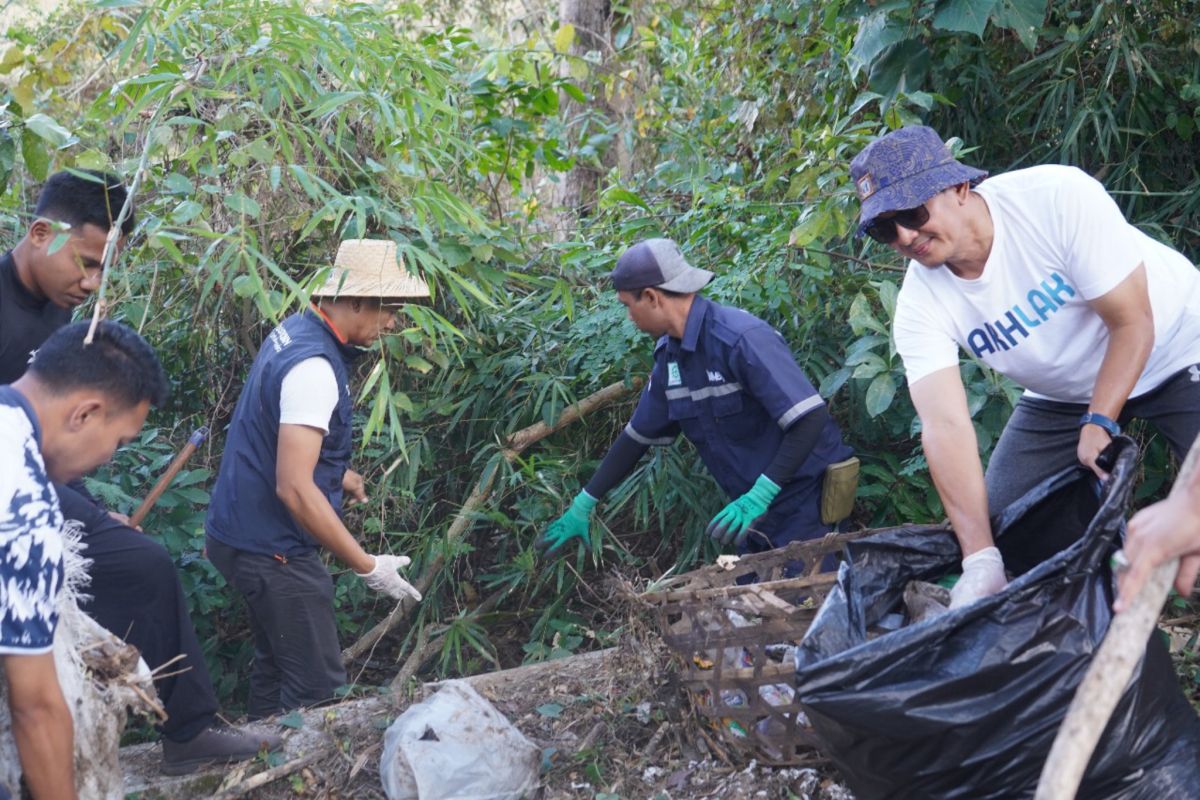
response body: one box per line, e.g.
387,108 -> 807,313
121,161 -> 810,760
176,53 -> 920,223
985,364 -> 1200,518
206,535 -> 347,719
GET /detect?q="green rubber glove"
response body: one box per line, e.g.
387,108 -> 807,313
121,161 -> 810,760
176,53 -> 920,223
705,475 -> 781,547
536,490 -> 598,554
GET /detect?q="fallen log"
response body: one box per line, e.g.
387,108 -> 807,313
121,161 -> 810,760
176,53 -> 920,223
1034,432 -> 1200,799
342,378 -> 642,664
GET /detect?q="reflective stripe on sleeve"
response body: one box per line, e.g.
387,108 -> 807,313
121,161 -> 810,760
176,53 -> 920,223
624,423 -> 675,446
778,395 -> 823,428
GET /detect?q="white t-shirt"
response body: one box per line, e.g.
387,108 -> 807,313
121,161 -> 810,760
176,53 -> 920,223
894,164 -> 1200,402
280,357 -> 339,432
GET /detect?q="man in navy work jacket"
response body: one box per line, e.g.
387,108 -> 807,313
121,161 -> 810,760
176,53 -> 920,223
538,238 -> 853,557
206,238 -> 425,719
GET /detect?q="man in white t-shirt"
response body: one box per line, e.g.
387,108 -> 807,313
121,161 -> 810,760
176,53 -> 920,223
849,125 -> 1200,608
205,239 -> 429,718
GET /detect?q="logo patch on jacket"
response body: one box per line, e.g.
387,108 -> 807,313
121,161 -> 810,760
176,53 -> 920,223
706,370 -> 725,383
667,362 -> 682,386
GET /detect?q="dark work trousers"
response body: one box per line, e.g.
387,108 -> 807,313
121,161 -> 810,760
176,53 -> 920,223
56,483 -> 218,743
986,363 -> 1200,518
205,535 -> 347,720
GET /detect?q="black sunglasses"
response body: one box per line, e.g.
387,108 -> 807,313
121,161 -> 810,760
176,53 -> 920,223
864,204 -> 931,244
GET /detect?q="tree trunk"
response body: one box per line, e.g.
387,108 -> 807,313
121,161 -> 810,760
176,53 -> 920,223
549,0 -> 612,239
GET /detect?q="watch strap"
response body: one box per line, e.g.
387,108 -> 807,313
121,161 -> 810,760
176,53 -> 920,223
1079,411 -> 1120,436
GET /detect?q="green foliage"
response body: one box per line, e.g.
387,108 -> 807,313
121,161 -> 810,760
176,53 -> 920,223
3,0 -> 1196,708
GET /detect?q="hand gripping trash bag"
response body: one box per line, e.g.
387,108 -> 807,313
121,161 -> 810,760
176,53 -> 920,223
794,438 -> 1200,800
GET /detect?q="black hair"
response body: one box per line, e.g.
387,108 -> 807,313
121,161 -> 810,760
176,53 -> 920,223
28,321 -> 169,409
34,170 -> 134,237
630,286 -> 688,301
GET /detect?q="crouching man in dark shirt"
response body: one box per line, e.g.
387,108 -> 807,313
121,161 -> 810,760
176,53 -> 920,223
1,321 -> 165,798
0,171 -> 280,774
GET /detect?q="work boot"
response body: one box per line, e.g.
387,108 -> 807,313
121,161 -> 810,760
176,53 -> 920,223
161,723 -> 284,775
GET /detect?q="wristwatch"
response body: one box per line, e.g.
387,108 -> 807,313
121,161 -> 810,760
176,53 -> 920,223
1079,411 -> 1120,436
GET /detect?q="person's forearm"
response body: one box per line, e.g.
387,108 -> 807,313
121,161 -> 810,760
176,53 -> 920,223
583,432 -> 649,499
922,420 -> 993,556
11,690 -> 76,799
763,407 -> 827,484
1088,320 -> 1153,419
277,481 -> 374,573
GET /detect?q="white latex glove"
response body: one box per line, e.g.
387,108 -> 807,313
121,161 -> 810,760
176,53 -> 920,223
948,546 -> 1008,609
356,554 -> 422,601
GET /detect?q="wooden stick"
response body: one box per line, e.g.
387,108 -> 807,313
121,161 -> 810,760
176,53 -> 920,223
210,750 -> 325,800
342,377 -> 642,664
129,426 -> 209,529
1034,433 -> 1200,799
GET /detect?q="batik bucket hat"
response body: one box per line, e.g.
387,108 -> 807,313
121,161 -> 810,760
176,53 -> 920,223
850,126 -> 988,236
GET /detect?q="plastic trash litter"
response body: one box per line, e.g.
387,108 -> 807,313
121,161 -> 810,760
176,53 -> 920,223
380,680 -> 541,800
795,437 -> 1200,800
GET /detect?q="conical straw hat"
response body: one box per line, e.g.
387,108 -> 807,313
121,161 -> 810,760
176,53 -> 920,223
312,239 -> 430,300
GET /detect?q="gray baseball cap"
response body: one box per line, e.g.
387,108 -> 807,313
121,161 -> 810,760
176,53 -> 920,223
610,238 -> 714,293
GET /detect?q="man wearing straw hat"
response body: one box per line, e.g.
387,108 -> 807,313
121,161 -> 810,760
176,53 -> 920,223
849,126 -> 1200,609
206,238 -> 428,718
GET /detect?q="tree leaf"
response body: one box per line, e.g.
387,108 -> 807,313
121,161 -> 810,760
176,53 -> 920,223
20,127 -> 49,181
223,192 -> 261,218
536,702 -> 563,718
602,188 -> 650,210
24,113 -> 75,148
47,231 -> 71,255
819,367 -> 852,399
849,10 -> 907,77
554,23 -> 576,54
788,210 -> 828,248
163,172 -> 194,195
848,293 -> 885,336
932,0 -> 998,38
279,710 -> 305,729
992,0 -> 1047,51
0,130 -> 14,193
865,372 -> 897,418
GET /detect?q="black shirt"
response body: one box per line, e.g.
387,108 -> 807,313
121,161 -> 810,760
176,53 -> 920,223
0,250 -> 70,384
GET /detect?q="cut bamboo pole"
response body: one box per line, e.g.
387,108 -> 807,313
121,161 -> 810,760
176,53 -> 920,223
1034,432 -> 1200,799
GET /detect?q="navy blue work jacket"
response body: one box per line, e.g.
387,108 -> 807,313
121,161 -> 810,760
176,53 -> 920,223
626,296 -> 851,513
206,311 -> 360,558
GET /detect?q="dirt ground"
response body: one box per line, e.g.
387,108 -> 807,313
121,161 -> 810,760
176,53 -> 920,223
121,626 -> 851,800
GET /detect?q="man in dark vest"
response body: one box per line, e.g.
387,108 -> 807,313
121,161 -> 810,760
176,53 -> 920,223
0,170 -> 279,775
206,238 -> 425,718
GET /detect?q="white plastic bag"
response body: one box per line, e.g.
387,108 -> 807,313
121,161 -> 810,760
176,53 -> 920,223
381,680 -> 540,800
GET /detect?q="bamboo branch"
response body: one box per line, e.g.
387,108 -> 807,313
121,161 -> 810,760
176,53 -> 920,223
341,377 -> 642,664
1034,433 -> 1200,799
85,59 -> 208,344
210,751 -> 324,800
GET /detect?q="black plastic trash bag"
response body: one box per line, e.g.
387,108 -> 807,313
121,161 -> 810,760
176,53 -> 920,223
794,438 -> 1200,799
